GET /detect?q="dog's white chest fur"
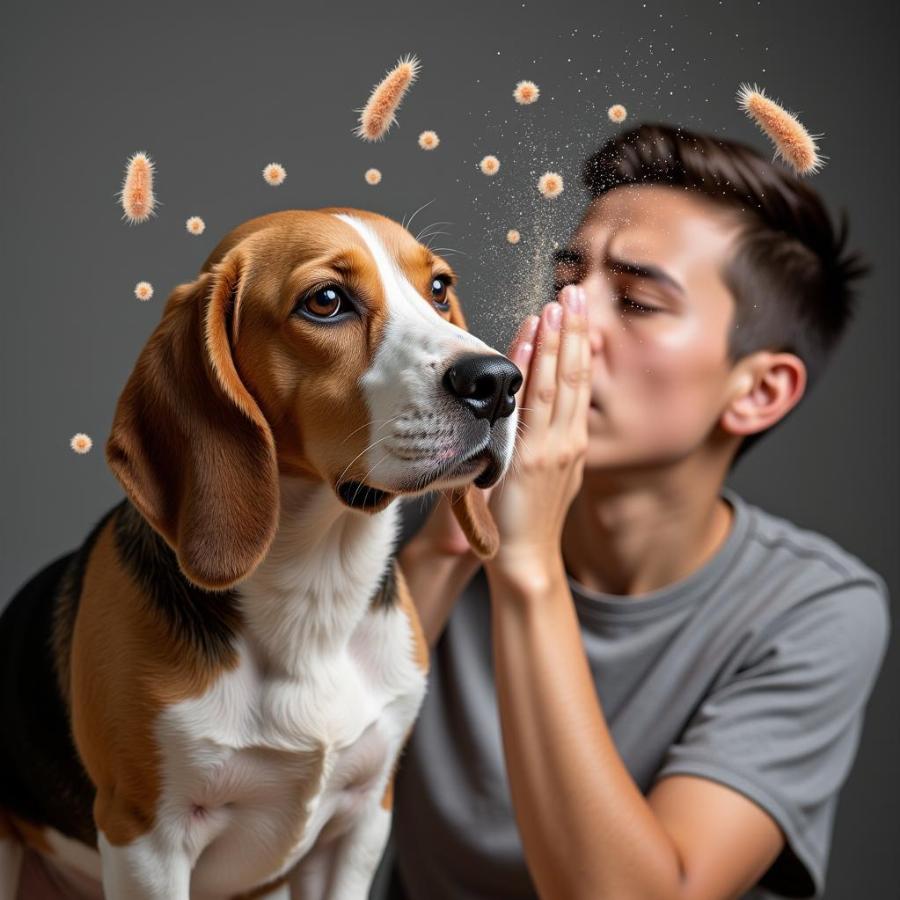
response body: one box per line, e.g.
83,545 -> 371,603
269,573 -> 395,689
158,635 -> 417,895
42,483 -> 426,899
147,483 -> 424,897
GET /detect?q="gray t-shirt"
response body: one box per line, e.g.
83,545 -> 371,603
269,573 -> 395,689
392,488 -> 891,899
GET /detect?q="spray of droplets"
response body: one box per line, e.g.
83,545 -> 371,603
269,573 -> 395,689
737,83 -> 824,175
70,433 -> 92,454
134,281 -> 154,301
479,155 -> 501,175
538,172 -> 564,199
365,168 -> 382,185
119,152 -> 157,224
462,77 -> 587,347
607,104 -> 628,124
186,216 -> 205,235
355,54 -> 420,142
263,163 -> 287,185
418,130 -> 440,150
513,81 -> 540,105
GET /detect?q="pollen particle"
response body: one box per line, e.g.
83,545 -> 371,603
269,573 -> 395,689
263,163 -> 287,185
479,155 -> 500,176
418,130 -> 440,150
607,104 -> 628,124
513,80 -> 540,105
737,83 -> 824,175
506,229 -> 521,244
538,172 -> 564,199
186,216 -> 206,235
70,433 -> 93,454
355,54 -> 421,142
119,151 -> 157,224
134,281 -> 154,301
365,168 -> 382,185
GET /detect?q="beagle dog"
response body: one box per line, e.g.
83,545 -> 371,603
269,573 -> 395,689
0,208 -> 521,899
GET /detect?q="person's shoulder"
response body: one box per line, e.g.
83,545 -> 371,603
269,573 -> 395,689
728,488 -> 888,595
725,488 -> 891,658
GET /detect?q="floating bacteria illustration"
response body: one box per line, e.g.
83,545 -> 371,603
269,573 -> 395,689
513,80 -> 540,105
119,151 -> 157,224
186,216 -> 206,235
355,54 -> 421,142
418,130 -> 440,150
538,172 -> 564,198
737,83 -> 824,175
70,433 -> 93,454
607,104 -> 628,124
507,229 -> 521,244
134,281 -> 154,301
479,155 -> 500,175
365,168 -> 382,185
263,163 -> 287,185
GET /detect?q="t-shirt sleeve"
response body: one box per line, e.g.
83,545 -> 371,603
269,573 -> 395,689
653,578 -> 891,899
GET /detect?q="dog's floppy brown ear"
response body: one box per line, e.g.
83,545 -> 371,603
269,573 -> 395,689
106,248 -> 279,590
446,486 -> 500,559
445,297 -> 500,560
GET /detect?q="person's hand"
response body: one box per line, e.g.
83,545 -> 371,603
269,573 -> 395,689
411,313 -> 542,557
485,284 -> 591,577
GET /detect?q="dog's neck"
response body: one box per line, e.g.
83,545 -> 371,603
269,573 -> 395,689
236,475 -> 401,677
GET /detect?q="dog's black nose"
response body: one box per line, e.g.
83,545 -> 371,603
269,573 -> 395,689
442,353 -> 523,425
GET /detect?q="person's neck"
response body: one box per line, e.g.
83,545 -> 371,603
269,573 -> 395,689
561,454 -> 734,597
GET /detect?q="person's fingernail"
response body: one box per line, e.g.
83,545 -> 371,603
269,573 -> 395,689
527,314 -> 540,336
546,303 -> 562,330
518,341 -> 533,359
568,290 -> 584,313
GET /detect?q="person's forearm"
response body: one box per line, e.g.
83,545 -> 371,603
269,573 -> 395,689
398,537 -> 481,647
485,558 -> 688,900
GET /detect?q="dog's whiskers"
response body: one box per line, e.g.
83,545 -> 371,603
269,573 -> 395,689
339,411 -> 406,448
429,247 -> 467,257
416,220 -> 452,242
404,198 -> 437,234
335,433 -> 399,488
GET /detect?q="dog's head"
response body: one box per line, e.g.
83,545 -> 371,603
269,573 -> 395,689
107,209 -> 521,590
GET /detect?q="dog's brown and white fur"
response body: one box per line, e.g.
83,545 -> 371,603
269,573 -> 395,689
0,209 -> 520,899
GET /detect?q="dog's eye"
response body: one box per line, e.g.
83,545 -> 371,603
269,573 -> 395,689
300,286 -> 350,320
431,275 -> 451,310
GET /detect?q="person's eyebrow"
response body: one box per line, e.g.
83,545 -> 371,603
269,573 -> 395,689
605,254 -> 684,296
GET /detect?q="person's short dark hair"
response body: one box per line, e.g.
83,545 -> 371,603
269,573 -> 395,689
581,122 -> 867,464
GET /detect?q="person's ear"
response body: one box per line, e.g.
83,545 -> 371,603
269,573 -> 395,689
720,352 -> 807,437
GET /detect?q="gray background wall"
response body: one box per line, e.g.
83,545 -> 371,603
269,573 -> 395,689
1,1 -> 897,896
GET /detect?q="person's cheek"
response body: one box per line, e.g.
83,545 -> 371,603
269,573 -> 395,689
626,330 -> 724,460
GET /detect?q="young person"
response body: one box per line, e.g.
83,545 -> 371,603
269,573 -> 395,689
387,123 -> 891,900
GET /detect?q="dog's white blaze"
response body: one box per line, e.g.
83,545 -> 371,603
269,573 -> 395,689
334,213 -> 508,490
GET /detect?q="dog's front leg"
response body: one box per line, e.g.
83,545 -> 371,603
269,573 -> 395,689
98,831 -> 191,900
320,800 -> 392,900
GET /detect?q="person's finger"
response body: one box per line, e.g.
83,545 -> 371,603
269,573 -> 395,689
522,295 -> 565,433
507,314 -> 540,407
551,285 -> 588,430
510,337 -> 535,406
575,287 -> 592,428
507,313 -> 540,358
